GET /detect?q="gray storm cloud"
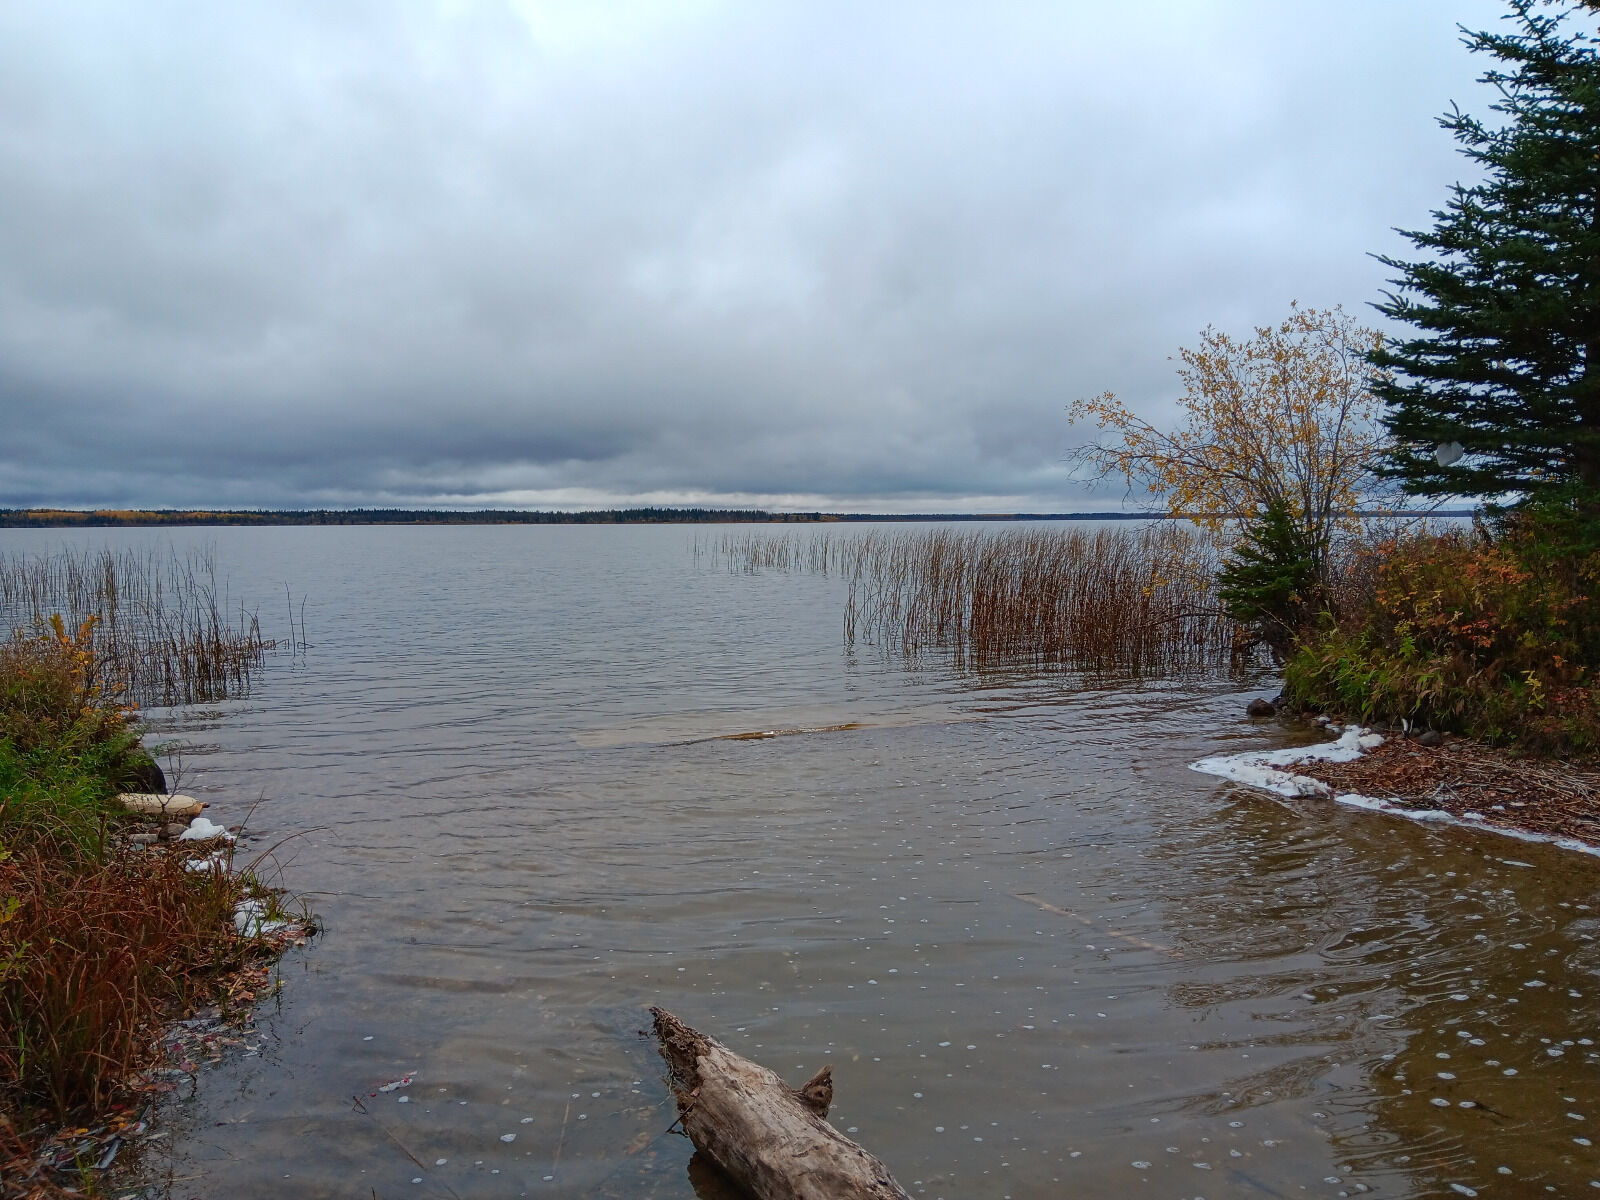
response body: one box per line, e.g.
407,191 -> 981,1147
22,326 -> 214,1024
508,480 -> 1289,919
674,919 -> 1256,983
0,0 -> 1503,511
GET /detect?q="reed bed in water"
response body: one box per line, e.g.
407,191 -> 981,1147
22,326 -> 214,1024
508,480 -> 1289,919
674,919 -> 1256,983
0,545 -> 274,708
693,529 -> 839,574
842,526 -> 1240,672
700,524 -> 1245,673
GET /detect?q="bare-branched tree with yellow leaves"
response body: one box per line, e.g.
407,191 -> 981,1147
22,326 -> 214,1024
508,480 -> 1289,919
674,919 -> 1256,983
1068,305 -> 1392,578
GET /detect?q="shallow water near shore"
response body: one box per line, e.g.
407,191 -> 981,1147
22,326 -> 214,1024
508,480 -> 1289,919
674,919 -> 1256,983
6,523 -> 1598,1199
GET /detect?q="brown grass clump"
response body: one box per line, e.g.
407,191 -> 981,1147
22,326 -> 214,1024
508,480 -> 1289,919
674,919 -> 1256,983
0,556 -> 307,1194
0,612 -> 298,1141
0,842 -> 253,1120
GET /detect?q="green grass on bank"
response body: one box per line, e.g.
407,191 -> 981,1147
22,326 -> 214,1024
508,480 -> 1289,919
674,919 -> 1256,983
0,618 -> 140,857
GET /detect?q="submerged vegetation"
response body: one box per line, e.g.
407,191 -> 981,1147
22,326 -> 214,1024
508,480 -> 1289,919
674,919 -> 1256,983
0,544 -> 273,708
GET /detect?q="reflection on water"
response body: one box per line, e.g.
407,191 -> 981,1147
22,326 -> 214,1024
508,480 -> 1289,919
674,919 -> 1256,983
2,524 -> 1596,1198
1156,788 -> 1600,1195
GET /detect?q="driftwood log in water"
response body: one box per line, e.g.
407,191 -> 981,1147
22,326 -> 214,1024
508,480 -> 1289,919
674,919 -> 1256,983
650,1007 -> 912,1200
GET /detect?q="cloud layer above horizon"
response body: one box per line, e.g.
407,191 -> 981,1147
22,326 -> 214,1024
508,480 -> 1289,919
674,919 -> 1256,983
0,0 -> 1507,512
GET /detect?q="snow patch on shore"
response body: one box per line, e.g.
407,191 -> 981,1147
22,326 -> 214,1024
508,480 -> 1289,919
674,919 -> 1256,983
177,816 -> 234,842
1189,725 -> 1384,798
233,897 -> 291,937
1335,791 -> 1600,857
1191,728 -> 1600,859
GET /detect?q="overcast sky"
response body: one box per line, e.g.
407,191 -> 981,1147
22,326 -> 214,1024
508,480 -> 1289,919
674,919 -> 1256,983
0,0 -> 1513,512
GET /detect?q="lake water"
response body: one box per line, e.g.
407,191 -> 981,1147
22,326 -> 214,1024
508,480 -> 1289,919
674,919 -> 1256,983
5,524 -> 1598,1199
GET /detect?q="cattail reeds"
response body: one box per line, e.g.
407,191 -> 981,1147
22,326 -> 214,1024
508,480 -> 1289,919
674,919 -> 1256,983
0,545 -> 273,708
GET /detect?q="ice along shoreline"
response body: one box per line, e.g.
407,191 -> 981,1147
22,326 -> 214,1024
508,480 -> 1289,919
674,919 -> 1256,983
1190,724 -> 1600,860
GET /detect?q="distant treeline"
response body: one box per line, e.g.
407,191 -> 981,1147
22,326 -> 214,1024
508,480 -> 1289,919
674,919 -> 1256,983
0,508 -> 1165,528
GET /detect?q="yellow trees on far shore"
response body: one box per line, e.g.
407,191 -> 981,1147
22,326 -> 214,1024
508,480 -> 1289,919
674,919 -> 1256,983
1068,305 -> 1392,570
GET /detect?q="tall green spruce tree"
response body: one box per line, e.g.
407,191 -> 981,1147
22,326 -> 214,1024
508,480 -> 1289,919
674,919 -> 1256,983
1217,498 -> 1321,661
1372,0 -> 1600,525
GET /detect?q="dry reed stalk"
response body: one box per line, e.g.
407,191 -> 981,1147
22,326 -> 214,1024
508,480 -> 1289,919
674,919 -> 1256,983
0,546 -> 273,708
697,524 -> 1249,674
841,526 -> 1243,672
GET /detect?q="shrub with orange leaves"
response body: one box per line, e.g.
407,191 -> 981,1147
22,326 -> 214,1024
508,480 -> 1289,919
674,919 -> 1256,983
1286,511 -> 1600,756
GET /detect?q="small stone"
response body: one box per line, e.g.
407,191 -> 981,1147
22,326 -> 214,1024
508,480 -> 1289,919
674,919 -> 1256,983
1417,729 -> 1443,748
1247,698 -> 1276,718
128,832 -> 160,846
164,823 -> 189,839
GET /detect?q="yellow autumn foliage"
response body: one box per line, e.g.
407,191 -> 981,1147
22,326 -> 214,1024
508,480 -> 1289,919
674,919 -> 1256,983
1069,305 -> 1391,559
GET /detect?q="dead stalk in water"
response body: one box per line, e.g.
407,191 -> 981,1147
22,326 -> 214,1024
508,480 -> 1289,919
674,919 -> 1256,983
698,525 -> 1249,674
0,544 -> 275,707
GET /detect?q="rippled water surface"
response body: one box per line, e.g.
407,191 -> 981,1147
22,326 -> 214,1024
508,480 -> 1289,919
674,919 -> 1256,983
6,524 -> 1598,1199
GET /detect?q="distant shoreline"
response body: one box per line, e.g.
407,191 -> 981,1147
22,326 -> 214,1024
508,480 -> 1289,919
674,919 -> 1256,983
0,507 -> 1474,529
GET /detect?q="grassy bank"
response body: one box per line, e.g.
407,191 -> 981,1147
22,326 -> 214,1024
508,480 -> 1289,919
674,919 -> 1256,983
0,564 -> 304,1194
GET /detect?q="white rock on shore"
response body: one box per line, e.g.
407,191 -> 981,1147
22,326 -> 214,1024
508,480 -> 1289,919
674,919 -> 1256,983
117,792 -> 205,818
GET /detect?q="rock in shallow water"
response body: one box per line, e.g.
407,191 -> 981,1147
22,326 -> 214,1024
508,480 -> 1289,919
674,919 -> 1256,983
1246,698 -> 1277,718
116,751 -> 167,794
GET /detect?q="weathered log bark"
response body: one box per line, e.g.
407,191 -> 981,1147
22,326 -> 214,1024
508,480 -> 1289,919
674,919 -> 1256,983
650,1007 -> 912,1200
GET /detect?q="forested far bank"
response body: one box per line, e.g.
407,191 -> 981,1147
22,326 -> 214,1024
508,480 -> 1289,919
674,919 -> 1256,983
2,508 -> 1197,528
